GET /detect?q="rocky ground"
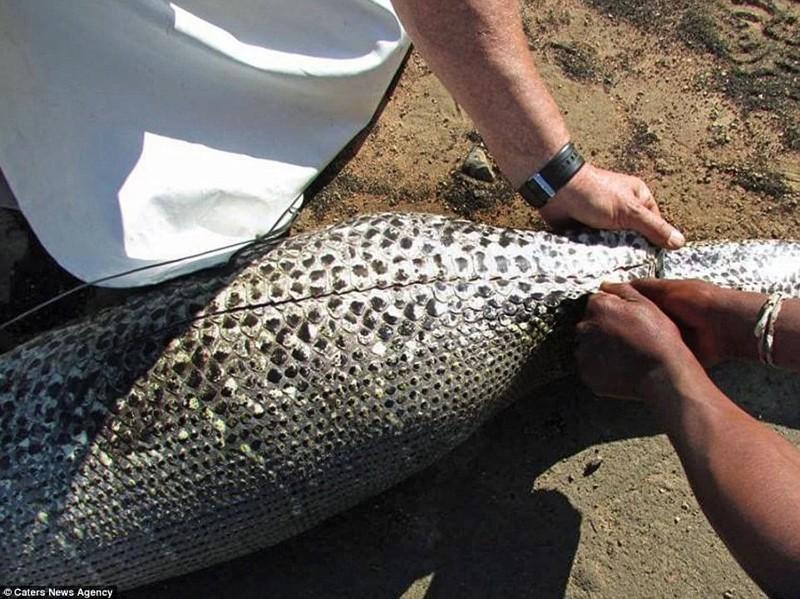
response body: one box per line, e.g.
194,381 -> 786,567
2,0 -> 799,597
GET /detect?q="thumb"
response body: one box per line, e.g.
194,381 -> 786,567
626,206 -> 685,250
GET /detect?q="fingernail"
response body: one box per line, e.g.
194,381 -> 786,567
667,229 -> 686,249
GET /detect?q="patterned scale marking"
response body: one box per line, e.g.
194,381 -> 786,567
660,239 -> 800,295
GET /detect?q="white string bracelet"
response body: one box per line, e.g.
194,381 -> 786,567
753,293 -> 786,367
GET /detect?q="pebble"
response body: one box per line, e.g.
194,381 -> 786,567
461,146 -> 496,182
583,456 -> 604,477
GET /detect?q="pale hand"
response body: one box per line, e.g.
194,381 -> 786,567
540,164 -> 686,250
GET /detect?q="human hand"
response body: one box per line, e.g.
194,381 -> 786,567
627,279 -> 730,366
540,164 -> 685,250
575,282 -> 702,402
631,279 -> 768,366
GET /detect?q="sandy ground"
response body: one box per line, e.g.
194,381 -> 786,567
1,0 -> 799,597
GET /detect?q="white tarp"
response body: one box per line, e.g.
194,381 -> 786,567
0,0 -> 409,286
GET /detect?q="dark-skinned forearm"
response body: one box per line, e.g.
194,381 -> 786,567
714,290 -> 800,372
646,361 -> 800,597
389,0 -> 569,187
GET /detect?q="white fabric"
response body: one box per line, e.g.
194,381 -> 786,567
0,0 -> 409,287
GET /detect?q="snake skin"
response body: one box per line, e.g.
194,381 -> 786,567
660,239 -> 800,294
0,213 -> 798,589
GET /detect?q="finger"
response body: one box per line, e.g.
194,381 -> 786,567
629,278 -> 672,304
587,290 -> 615,302
599,281 -> 645,302
575,320 -> 598,336
575,319 -> 598,349
625,204 -> 685,250
575,336 -> 614,395
584,290 -> 617,316
574,328 -> 598,377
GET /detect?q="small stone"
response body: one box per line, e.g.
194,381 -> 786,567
583,456 -> 604,477
461,147 -> 496,182
723,591 -> 735,599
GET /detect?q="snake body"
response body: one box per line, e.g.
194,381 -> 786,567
1,213 -> 799,588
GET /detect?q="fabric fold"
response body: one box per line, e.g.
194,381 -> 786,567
0,0 -> 409,287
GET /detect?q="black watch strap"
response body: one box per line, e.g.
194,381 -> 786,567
518,142 -> 585,209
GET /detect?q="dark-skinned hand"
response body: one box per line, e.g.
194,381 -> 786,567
575,281 -> 701,402
629,279 -> 780,367
628,279 -> 731,367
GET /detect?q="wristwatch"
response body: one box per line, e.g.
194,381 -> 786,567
518,142 -> 585,209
